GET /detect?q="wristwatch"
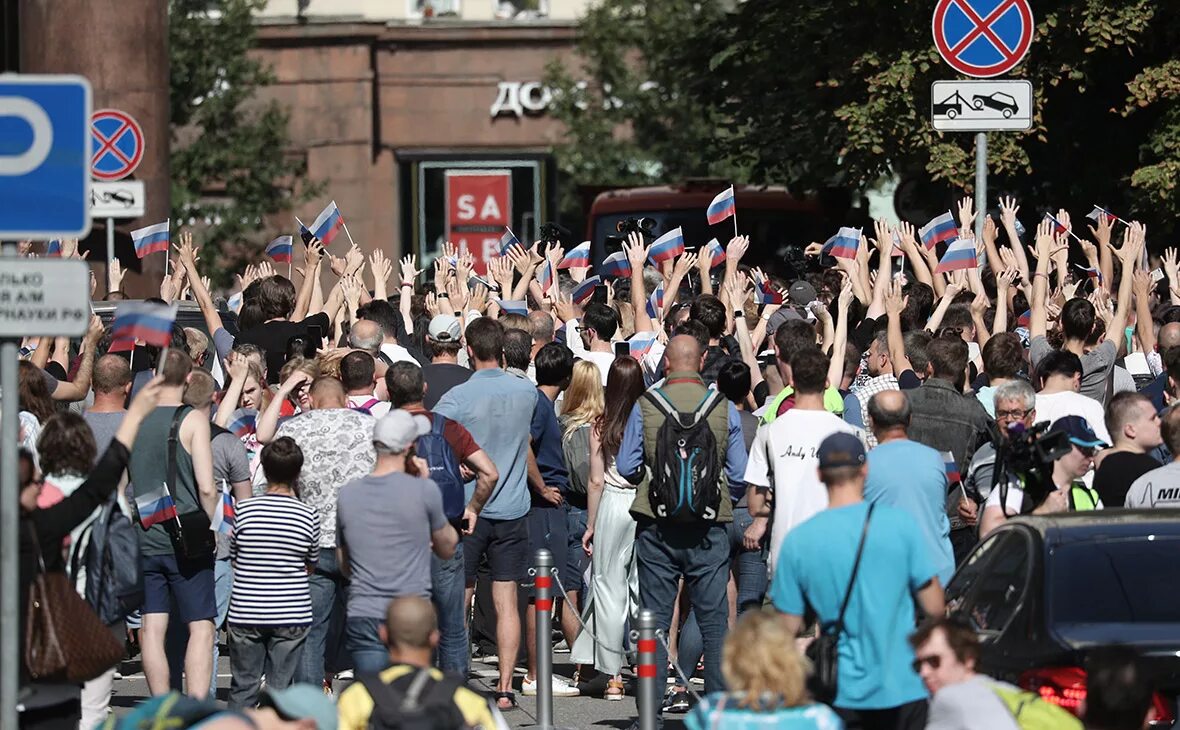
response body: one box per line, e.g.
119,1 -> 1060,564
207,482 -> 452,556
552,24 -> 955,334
733,309 -> 744,318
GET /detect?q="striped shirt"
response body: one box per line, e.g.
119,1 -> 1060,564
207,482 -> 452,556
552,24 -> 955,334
229,493 -> 320,627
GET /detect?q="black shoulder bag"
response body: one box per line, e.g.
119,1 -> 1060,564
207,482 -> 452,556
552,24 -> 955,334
807,503 -> 875,705
165,406 -> 216,561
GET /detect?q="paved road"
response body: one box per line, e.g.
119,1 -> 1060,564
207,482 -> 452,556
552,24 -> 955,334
110,645 -> 694,729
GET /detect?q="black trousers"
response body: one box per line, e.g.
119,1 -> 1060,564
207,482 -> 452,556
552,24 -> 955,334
836,699 -> 929,730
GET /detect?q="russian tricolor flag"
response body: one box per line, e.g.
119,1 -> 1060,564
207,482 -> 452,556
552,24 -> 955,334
265,235 -> 293,264
228,408 -> 258,438
755,278 -> 783,306
499,228 -> 521,256
131,220 -> 170,259
496,299 -> 528,316
111,301 -> 178,348
559,242 -> 591,269
601,252 -> 632,279
825,227 -> 861,260
45,239 -> 62,257
1045,213 -> 1069,236
107,336 -> 136,354
536,259 -> 554,294
135,484 -> 178,529
1016,310 -> 1031,327
571,276 -> 600,306
706,186 -> 736,225
210,480 -> 235,536
941,451 -> 961,484
703,238 -> 726,269
919,212 -> 957,250
648,227 -> 685,265
310,201 -> 345,245
1086,205 -> 1113,224
1075,264 -> 1102,284
646,285 -> 665,319
935,238 -> 977,274
629,332 -> 658,359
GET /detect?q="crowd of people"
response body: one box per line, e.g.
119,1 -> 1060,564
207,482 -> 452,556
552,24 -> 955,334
9,196 -> 1176,730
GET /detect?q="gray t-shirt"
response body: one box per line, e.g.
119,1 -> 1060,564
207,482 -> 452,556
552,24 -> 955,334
1029,336 -> 1116,403
927,675 -> 1020,730
336,471 -> 448,619
84,410 -> 125,462
212,430 -> 252,560
1125,462 -> 1180,509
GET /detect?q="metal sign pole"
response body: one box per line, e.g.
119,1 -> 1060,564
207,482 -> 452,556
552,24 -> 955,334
974,132 -> 987,243
1,242 -> 20,730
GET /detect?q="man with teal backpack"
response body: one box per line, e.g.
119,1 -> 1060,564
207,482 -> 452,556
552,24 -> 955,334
910,617 -> 1081,730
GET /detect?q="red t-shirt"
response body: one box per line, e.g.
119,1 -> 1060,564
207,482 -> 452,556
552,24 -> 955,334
403,405 -> 480,461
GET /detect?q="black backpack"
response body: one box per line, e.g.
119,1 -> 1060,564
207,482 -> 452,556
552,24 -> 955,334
644,387 -> 726,522
70,498 -> 144,625
359,669 -> 469,730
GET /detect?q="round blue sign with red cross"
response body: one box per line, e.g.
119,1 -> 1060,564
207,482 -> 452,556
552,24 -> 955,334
932,0 -> 1034,79
90,108 -> 144,181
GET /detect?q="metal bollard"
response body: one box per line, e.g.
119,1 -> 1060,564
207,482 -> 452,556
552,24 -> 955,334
534,549 -> 556,729
635,608 -> 659,730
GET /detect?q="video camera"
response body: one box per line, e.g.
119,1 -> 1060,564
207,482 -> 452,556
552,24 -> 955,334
539,221 -> 569,247
605,217 -> 658,254
988,421 -> 1072,513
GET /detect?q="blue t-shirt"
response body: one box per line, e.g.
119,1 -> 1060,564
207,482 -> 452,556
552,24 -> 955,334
435,368 -> 538,521
530,389 -> 570,496
770,502 -> 935,710
865,439 -> 955,585
686,694 -> 843,730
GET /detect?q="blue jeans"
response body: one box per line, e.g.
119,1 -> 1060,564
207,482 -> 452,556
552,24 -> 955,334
431,542 -> 468,678
564,503 -> 588,595
346,617 -> 390,675
676,508 -> 768,681
296,548 -> 349,685
635,520 -> 730,709
166,557 -> 233,698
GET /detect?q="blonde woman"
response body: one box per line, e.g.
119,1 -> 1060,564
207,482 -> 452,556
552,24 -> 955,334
559,360 -> 606,625
685,611 -> 843,729
570,356 -> 645,700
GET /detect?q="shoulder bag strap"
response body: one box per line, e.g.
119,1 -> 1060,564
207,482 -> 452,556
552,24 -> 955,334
833,503 -> 875,634
358,672 -> 408,717
691,390 -> 726,425
644,388 -> 679,422
167,406 -> 197,506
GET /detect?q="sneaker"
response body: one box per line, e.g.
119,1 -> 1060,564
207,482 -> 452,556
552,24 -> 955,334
661,688 -> 690,713
335,669 -> 354,681
521,675 -> 580,697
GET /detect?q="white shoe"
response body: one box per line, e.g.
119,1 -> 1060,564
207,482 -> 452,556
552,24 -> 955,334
335,669 -> 354,681
521,675 -> 580,697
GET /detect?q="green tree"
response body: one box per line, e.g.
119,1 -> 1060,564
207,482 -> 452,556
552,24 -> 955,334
170,0 -> 313,283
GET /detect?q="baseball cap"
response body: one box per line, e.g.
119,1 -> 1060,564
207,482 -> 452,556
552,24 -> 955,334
373,410 -> 431,453
1048,415 -> 1108,450
259,684 -> 338,730
765,307 -> 803,335
428,314 -> 463,342
817,432 -> 867,469
788,280 -> 818,307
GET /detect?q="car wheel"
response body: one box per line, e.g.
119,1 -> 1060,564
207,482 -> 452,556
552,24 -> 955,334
972,99 -> 984,110
1003,108 -> 1013,118
947,109 -> 957,119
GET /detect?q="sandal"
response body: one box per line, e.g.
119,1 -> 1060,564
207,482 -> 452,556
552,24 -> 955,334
495,691 -> 519,711
605,678 -> 625,701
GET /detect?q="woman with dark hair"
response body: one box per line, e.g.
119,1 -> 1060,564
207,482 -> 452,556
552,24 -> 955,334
570,355 -> 646,700
236,272 -> 339,385
19,360 -> 56,426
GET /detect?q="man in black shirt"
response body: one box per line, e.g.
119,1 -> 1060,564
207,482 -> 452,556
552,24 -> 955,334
1093,391 -> 1162,507
421,315 -> 472,409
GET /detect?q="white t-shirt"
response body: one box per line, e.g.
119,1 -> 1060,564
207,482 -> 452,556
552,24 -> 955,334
743,409 -> 862,574
580,350 -> 616,386
984,481 -> 1104,515
348,393 -> 391,418
1032,390 -> 1112,444
1125,462 -> 1180,508
380,342 -> 419,367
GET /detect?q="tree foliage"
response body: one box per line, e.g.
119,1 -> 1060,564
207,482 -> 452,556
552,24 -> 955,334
170,0 -> 313,283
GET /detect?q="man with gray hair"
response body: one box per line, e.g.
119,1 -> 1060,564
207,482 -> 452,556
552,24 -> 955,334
957,380 -> 1036,558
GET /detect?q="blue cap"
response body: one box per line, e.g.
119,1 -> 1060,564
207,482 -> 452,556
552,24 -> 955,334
817,432 -> 866,469
260,684 -> 338,730
1048,415 -> 1108,449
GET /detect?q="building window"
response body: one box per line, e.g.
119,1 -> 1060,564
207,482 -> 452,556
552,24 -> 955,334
411,0 -> 461,18
494,0 -> 548,19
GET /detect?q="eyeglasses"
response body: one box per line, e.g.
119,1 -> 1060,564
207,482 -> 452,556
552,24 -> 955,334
996,408 -> 1033,420
911,654 -> 942,673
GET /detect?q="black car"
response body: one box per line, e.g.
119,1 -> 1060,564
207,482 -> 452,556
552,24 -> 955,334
971,92 -> 1020,118
946,511 -> 1180,726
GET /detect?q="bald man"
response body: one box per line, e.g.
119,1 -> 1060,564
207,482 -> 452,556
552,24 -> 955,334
273,374 -> 377,687
865,390 -> 955,585
337,596 -> 506,730
85,353 -> 133,457
615,334 -> 750,712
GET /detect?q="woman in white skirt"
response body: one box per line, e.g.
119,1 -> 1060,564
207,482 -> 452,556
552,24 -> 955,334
571,356 -> 647,700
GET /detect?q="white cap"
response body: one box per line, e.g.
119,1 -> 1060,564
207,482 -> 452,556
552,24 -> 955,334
372,410 -> 430,453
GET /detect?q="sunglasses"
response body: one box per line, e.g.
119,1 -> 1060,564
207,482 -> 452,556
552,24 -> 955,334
1077,446 -> 1098,458
911,654 -> 942,673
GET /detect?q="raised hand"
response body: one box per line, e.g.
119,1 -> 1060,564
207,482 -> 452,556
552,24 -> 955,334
257,261 -> 276,279
108,258 -> 126,292
726,235 -> 749,265
898,221 -> 918,251
344,245 -> 364,276
671,252 -> 698,279
998,196 -> 1020,230
982,215 -> 998,246
468,282 -> 489,314
624,231 -> 649,269
957,196 -> 976,230
399,254 -> 421,286
872,219 -> 891,251
370,249 -> 393,284
1088,209 -> 1113,249
304,238 -> 325,270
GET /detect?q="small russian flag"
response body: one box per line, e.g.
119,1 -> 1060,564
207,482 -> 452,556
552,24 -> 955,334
45,239 -> 62,257
646,285 -> 665,319
702,238 -> 726,269
111,301 -> 178,348
890,230 -> 905,257
227,291 -> 243,313
706,186 -> 736,225
107,336 -> 136,354
755,278 -> 784,306
941,451 -> 961,484
228,408 -> 258,438
629,332 -> 658,359
536,259 -> 554,294
935,238 -> 977,274
131,220 -> 170,259
558,242 -> 591,269
265,235 -> 294,264
495,299 -> 528,316
1045,212 -> 1069,235
825,227 -> 861,260
600,251 -> 632,279
648,227 -> 685,265
1017,310 -> 1031,327
135,483 -> 178,529
919,212 -> 957,250
310,201 -> 345,245
571,276 -> 600,306
1075,264 -> 1102,283
210,480 -> 235,536
1086,205 -> 1113,225
499,228 -> 521,256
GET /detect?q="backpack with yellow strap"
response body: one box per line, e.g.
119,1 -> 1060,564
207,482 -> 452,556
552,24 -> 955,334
991,683 -> 1083,730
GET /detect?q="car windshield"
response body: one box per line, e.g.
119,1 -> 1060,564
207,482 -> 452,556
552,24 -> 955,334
996,93 -> 1015,104
1051,536 -> 1180,627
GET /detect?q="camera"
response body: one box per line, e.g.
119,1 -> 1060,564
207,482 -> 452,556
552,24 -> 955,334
989,421 -> 1072,513
539,221 -> 569,246
605,217 -> 658,254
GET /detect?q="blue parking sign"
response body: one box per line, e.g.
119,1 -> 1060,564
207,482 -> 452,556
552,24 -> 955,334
0,75 -> 92,238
